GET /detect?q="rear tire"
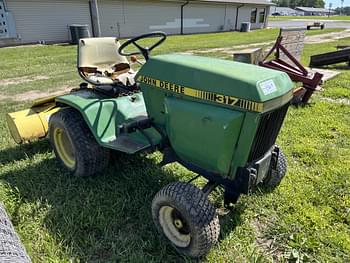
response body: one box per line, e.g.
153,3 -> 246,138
152,182 -> 220,258
263,148 -> 287,189
49,108 -> 110,177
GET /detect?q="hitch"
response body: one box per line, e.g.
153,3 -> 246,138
259,28 -> 323,104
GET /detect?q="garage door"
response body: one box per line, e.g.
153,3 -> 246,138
99,0 -> 181,38
6,0 -> 91,43
183,3 -> 226,34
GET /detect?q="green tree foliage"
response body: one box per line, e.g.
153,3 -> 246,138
335,6 -> 350,15
272,0 -> 325,8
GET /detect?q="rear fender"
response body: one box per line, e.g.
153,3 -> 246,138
55,90 -> 148,146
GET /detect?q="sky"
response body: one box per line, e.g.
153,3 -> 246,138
325,0 -> 349,8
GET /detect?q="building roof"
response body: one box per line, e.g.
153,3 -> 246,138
269,6 -> 303,15
196,0 -> 275,6
271,7 -> 297,13
295,7 -> 330,12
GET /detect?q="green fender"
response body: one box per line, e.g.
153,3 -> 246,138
55,90 -> 162,153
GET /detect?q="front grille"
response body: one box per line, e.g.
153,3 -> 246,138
247,103 -> 289,163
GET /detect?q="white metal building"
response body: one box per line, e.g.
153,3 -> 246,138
0,0 -> 273,46
269,7 -> 304,16
295,7 -> 335,16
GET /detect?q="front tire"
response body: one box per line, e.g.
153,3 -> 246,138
152,182 -> 220,258
49,108 -> 110,177
263,148 -> 287,189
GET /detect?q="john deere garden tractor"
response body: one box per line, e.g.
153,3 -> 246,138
7,32 -> 293,258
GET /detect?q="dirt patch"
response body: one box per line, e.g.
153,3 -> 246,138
321,97 -> 350,105
251,219 -> 284,260
0,75 -> 50,86
305,29 -> 350,44
13,87 -> 73,102
181,42 -> 273,56
0,94 -> 9,101
0,86 -> 73,102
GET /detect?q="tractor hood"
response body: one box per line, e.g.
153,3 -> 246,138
137,54 -> 293,113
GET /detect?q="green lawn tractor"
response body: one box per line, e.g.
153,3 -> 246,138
7,32 -> 293,258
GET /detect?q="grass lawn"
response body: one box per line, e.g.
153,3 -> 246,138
0,29 -> 349,262
269,15 -> 350,21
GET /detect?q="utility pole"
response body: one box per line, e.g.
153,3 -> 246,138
341,0 -> 344,15
328,3 -> 332,17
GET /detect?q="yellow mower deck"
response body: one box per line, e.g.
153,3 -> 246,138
6,96 -> 61,144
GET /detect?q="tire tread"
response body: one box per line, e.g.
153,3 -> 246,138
152,182 -> 220,258
49,108 -> 109,176
263,149 -> 287,188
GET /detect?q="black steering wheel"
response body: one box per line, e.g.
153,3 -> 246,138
118,32 -> 167,61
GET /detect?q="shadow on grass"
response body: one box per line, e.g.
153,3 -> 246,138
290,101 -> 316,109
0,143 -> 245,262
0,140 -> 51,165
218,202 -> 246,241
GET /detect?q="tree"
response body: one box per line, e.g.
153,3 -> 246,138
335,6 -> 350,15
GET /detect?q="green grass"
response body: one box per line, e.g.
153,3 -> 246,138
269,15 -> 350,21
0,29 -> 349,262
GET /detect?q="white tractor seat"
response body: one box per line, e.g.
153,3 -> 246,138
78,37 -> 136,86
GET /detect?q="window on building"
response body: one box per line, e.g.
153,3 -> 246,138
250,9 -> 257,23
259,9 -> 266,23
